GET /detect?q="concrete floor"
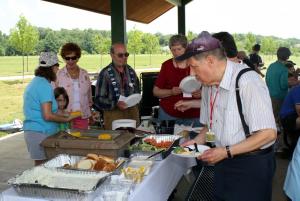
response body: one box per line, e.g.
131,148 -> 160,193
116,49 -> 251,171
0,133 -> 33,193
0,133 -> 291,200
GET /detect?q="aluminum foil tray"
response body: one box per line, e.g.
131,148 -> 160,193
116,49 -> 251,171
12,184 -> 100,201
8,166 -> 109,200
43,154 -> 82,169
129,151 -> 162,161
43,154 -> 126,173
142,134 -> 181,143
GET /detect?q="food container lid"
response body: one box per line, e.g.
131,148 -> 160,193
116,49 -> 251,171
112,119 -> 136,130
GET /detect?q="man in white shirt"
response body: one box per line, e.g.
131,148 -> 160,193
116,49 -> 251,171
178,31 -> 277,201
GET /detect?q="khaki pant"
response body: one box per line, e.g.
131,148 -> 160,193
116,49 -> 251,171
103,105 -> 140,130
271,97 -> 283,128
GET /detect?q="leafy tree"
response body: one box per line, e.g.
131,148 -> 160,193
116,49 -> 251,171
186,31 -> 197,42
261,37 -> 278,56
23,25 -> 39,71
244,32 -> 257,53
142,33 -> 160,65
127,29 -> 143,68
42,31 -> 61,52
0,31 -> 8,56
232,33 -> 245,52
82,29 -> 97,54
93,34 -> 111,67
9,15 -> 39,77
155,33 -> 171,47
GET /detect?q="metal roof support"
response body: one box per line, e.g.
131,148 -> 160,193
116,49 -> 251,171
177,2 -> 185,35
178,0 -> 192,36
111,0 -> 126,44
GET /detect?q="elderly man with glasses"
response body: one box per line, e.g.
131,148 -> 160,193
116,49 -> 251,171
180,32 -> 277,201
94,43 -> 140,130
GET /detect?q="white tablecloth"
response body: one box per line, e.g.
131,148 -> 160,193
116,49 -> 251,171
1,154 -> 196,201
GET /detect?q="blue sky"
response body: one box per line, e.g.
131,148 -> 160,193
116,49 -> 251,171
0,0 -> 299,39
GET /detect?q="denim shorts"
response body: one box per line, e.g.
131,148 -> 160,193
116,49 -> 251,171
24,131 -> 48,160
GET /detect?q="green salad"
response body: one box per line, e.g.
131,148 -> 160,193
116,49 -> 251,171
129,142 -> 164,152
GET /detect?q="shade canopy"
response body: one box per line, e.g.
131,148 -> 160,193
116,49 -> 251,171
43,0 -> 176,23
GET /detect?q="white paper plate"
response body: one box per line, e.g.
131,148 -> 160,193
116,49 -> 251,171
172,144 -> 210,158
179,76 -> 201,93
124,93 -> 142,108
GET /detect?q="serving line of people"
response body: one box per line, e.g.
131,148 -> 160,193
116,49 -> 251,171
20,31 -> 300,201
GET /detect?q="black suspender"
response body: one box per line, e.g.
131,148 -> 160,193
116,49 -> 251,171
235,68 -> 253,138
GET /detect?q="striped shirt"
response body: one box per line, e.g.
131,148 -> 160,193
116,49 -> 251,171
200,60 -> 276,148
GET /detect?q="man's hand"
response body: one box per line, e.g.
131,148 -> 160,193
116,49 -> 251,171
180,139 -> 197,147
199,147 -> 227,164
174,100 -> 192,112
192,90 -> 201,99
171,87 -> 182,96
117,101 -> 127,110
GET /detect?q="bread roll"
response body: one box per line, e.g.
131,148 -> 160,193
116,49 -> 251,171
76,159 -> 94,170
98,155 -> 114,163
93,158 -> 106,171
102,163 -> 116,172
86,153 -> 99,161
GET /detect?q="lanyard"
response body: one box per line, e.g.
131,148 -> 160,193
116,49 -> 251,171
209,87 -> 219,130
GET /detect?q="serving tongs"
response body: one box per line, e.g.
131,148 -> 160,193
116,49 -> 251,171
146,149 -> 165,159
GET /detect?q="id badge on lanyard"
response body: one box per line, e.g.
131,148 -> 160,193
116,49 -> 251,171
206,87 -> 219,145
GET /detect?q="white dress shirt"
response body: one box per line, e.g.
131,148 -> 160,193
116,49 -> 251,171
200,60 -> 276,148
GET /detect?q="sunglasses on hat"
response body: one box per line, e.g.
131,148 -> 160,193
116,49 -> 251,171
116,52 -> 129,58
64,56 -> 78,61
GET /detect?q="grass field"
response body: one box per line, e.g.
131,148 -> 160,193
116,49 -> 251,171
0,54 -> 171,76
1,54 -> 300,76
0,54 -> 300,138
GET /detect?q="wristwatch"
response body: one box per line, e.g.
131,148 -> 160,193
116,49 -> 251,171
225,145 -> 233,158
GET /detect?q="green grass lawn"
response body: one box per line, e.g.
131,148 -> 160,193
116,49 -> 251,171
0,54 -> 171,76
0,79 -> 30,124
0,79 -> 30,137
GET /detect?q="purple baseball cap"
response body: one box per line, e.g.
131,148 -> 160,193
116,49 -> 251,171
176,31 -> 221,61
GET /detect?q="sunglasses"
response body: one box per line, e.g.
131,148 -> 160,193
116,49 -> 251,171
64,56 -> 78,61
116,52 -> 129,58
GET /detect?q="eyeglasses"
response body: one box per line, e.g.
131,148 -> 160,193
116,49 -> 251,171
64,56 -> 77,61
116,52 -> 129,58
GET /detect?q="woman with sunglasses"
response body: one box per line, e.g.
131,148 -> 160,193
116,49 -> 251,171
56,42 -> 92,129
153,34 -> 201,127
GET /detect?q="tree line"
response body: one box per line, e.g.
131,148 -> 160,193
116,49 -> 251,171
1,16 -> 300,57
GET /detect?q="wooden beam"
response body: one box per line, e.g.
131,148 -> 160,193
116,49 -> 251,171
111,0 -> 126,44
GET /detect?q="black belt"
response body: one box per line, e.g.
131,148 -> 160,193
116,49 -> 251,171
236,145 -> 274,158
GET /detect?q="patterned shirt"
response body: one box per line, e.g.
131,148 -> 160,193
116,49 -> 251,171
95,63 -> 140,110
55,66 -> 92,119
200,60 -> 276,148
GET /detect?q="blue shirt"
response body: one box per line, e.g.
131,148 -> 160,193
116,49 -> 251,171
279,85 -> 300,119
23,76 -> 58,135
284,139 -> 300,201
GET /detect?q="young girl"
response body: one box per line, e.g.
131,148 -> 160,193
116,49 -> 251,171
54,87 -> 70,131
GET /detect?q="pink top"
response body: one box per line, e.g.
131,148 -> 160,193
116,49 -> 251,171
55,66 -> 92,119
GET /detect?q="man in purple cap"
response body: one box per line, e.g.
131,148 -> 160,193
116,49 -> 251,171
179,31 -> 277,201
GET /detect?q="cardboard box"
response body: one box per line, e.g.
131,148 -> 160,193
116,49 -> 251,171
41,129 -> 135,159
